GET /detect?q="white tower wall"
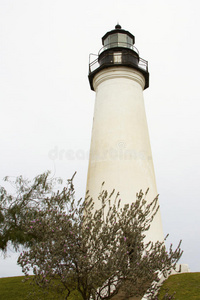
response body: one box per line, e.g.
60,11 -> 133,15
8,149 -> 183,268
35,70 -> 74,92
86,66 -> 164,243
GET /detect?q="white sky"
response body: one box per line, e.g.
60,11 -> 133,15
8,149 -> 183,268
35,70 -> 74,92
0,0 -> 200,277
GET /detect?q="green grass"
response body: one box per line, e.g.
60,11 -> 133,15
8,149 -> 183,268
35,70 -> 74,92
0,276 -> 82,300
0,276 -> 31,300
158,273 -> 200,299
0,273 -> 200,299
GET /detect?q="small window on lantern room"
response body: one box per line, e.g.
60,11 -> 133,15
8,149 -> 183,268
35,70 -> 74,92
114,52 -> 122,63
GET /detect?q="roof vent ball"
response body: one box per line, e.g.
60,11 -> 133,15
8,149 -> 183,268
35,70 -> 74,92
115,24 -> 122,29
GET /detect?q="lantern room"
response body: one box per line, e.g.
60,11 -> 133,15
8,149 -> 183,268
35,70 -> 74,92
88,25 -> 149,91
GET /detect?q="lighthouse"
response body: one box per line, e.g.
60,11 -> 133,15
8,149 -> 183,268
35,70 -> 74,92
86,25 -> 164,243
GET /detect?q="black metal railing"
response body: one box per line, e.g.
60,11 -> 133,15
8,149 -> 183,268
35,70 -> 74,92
89,52 -> 148,74
98,42 -> 139,56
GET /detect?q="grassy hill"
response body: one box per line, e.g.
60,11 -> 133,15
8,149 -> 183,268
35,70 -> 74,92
0,273 -> 200,299
0,276 -> 81,300
158,272 -> 200,299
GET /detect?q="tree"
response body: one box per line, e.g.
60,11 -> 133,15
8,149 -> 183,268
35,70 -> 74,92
0,172 -> 182,299
0,171 -> 64,252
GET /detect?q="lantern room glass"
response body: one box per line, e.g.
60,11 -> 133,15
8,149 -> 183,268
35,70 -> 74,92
103,33 -> 133,50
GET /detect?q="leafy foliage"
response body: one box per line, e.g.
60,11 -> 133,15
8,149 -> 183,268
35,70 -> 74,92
1,172 -> 182,299
0,172 -> 66,251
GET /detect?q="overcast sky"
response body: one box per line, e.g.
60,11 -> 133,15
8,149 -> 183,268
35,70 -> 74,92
0,0 -> 200,277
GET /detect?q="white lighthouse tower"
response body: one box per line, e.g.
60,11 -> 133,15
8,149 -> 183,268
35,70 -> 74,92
86,25 -> 164,243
